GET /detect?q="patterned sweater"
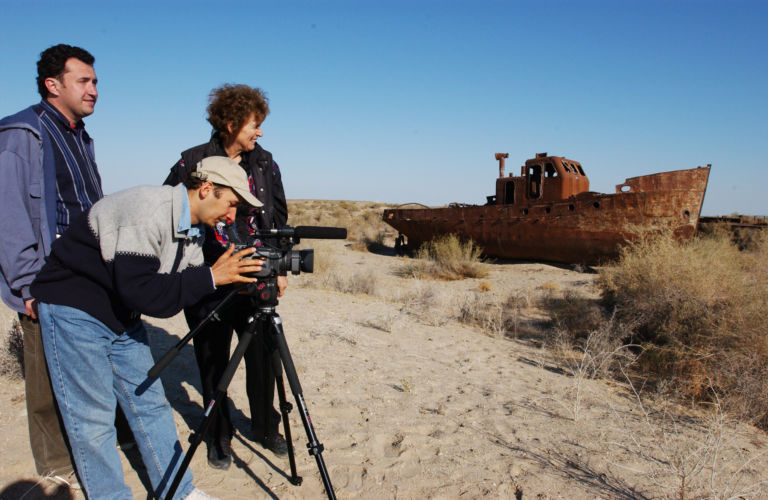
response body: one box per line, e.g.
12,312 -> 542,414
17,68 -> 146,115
31,184 -> 215,333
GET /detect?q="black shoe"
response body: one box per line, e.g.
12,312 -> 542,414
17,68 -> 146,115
258,433 -> 288,457
207,438 -> 232,470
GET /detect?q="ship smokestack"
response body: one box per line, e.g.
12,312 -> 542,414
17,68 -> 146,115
495,152 -> 509,178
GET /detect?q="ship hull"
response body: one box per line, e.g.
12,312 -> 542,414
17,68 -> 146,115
383,166 -> 710,265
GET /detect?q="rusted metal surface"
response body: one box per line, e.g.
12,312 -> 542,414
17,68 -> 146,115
383,152 -> 711,265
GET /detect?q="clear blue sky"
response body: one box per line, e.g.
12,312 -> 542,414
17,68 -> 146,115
2,0 -> 766,215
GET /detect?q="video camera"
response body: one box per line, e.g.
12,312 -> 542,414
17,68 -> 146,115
223,224 -> 347,305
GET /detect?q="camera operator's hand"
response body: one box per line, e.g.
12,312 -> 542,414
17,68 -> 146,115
211,245 -> 264,286
277,275 -> 288,297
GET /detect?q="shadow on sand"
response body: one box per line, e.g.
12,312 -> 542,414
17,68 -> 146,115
142,321 -> 285,498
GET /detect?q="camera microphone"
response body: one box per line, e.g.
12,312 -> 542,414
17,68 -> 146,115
256,226 -> 347,240
293,226 -> 347,240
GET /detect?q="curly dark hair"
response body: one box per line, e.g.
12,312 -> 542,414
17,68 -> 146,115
207,84 -> 270,147
36,44 -> 95,99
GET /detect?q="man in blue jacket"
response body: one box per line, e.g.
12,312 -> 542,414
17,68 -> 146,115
0,44 -> 102,488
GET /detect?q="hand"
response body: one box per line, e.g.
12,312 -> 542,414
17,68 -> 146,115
277,275 -> 288,297
25,298 -> 38,319
210,245 -> 264,286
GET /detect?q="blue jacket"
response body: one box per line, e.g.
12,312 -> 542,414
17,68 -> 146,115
0,104 -> 93,313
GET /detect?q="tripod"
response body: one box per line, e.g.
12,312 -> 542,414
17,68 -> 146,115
148,285 -> 336,499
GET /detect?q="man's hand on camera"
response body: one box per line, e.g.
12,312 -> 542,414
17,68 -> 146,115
277,275 -> 288,297
211,245 -> 264,286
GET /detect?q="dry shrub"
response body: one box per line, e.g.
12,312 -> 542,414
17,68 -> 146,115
599,229 -> 768,428
610,376 -> 768,499
318,270 -> 377,296
398,234 -> 488,280
543,289 -> 606,342
1,320 -> 24,379
394,282 -> 451,327
457,291 -> 536,338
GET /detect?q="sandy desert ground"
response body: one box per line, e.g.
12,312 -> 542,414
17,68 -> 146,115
1,238 -> 767,499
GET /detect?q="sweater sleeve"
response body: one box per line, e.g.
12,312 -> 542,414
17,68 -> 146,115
110,225 -> 215,318
0,145 -> 44,305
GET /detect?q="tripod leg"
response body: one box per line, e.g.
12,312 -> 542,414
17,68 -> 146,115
165,322 -> 257,499
271,349 -> 302,485
269,313 -> 336,500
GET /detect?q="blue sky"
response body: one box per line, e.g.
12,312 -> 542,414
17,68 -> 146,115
1,0 -> 766,215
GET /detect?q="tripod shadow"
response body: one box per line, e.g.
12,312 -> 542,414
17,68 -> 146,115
144,321 -> 256,435
144,322 -> 205,430
144,321 -> 289,495
231,433 -> 296,499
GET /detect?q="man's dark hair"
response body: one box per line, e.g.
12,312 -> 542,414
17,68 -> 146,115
36,44 -> 95,99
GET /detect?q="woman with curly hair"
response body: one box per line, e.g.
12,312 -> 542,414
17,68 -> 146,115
164,84 -> 289,469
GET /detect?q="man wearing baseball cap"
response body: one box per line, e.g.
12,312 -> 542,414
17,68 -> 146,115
30,156 -> 261,499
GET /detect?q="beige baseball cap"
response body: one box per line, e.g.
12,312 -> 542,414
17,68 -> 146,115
193,156 -> 263,207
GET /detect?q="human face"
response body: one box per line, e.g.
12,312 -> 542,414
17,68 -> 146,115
195,184 -> 241,227
229,114 -> 263,155
46,58 -> 98,124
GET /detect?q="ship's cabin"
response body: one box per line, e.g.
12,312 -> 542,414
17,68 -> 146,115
488,152 -> 590,206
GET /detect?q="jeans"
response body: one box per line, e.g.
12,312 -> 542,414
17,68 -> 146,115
39,302 -> 194,500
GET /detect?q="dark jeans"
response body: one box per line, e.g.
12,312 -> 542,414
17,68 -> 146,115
19,313 -> 73,476
186,295 -> 280,444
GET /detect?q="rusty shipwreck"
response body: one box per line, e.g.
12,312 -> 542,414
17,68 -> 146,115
382,152 -> 711,265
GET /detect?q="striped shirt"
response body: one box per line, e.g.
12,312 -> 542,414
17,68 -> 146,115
35,101 -> 103,234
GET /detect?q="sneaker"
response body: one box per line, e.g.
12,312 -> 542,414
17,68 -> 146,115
185,487 -> 219,500
258,433 -> 288,456
46,471 -> 82,490
206,438 -> 232,470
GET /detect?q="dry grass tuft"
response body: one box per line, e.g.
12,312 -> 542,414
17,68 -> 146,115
457,291 -> 538,339
397,234 -> 489,280
477,281 -> 492,292
596,229 -> 768,429
1,320 -> 24,379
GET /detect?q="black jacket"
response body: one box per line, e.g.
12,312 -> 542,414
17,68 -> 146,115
164,136 -> 288,264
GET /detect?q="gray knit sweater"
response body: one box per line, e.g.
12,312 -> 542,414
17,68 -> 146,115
32,184 -> 215,333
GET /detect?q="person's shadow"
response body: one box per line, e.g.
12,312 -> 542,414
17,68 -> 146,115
0,480 -> 73,500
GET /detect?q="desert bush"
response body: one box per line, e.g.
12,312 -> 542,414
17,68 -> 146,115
598,229 -> 768,428
543,289 -> 606,342
457,291 -> 536,338
398,234 -> 488,280
393,282 -> 451,327
1,320 -> 24,379
610,376 -> 768,499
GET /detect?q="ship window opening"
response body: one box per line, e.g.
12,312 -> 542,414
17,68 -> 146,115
683,209 -> 691,218
545,163 -> 556,177
575,164 -> 585,176
522,208 -> 529,215
620,185 -> 631,192
561,162 -> 571,173
569,204 -> 575,211
593,201 -> 600,209
504,180 -> 515,204
528,165 -> 542,199
545,207 -> 551,214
